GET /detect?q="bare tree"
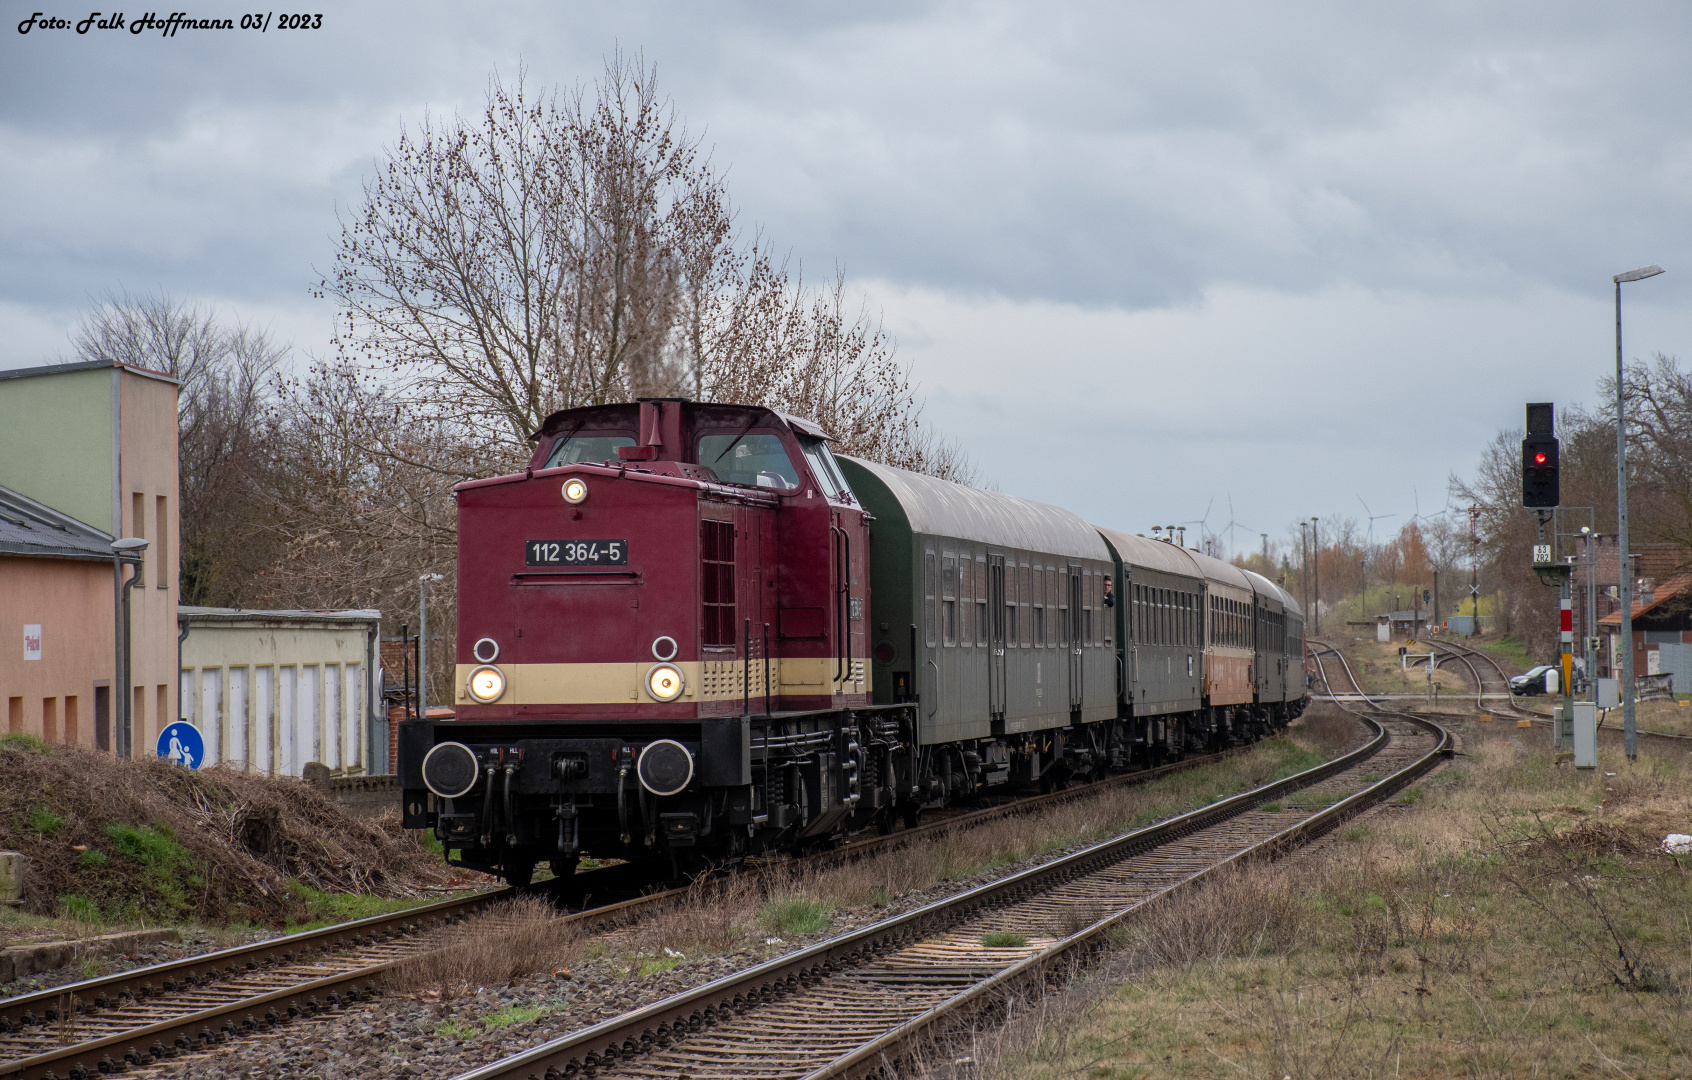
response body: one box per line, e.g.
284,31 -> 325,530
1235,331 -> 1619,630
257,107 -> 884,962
322,53 -> 727,451
325,53 -> 971,482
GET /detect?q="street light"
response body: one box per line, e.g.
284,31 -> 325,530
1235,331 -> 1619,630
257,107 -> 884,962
419,572 -> 444,718
1310,517 -> 1320,634
111,537 -> 149,759
1615,263 -> 1664,762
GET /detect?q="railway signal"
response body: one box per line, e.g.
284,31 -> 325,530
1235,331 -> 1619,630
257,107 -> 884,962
1521,402 -> 1559,509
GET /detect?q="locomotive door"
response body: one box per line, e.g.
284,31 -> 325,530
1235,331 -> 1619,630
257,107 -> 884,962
988,553 -> 1006,719
1067,565 -> 1084,712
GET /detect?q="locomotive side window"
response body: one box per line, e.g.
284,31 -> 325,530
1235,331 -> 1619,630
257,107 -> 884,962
697,432 -> 802,490
924,551 -> 937,648
701,520 -> 736,647
799,438 -> 855,503
546,434 -> 635,467
942,552 -> 957,647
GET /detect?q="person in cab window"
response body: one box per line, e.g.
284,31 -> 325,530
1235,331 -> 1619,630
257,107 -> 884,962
1102,577 -> 1115,608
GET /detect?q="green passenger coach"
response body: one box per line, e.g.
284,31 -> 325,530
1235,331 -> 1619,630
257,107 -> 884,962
839,457 -> 1117,791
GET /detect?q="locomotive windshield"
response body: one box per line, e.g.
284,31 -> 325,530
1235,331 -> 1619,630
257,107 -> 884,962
546,434 -> 635,467
696,432 -> 801,489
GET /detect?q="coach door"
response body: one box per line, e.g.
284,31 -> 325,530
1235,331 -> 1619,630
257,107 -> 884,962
988,553 -> 1007,720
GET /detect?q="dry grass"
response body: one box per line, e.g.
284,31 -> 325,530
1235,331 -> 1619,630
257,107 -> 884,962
611,730 -> 1341,965
971,721 -> 1692,1080
385,896 -> 584,998
0,735 -> 450,927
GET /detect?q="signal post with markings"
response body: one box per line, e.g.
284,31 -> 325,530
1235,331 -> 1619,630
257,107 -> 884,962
1523,402 -> 1596,767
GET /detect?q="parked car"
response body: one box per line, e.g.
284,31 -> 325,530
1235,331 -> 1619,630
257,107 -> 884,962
1510,664 -> 1557,696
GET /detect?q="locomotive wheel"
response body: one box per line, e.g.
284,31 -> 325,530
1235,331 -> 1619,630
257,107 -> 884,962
504,858 -> 536,888
549,854 -> 579,878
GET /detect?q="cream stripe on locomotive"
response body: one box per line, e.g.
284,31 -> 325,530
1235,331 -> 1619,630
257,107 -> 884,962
455,658 -> 868,706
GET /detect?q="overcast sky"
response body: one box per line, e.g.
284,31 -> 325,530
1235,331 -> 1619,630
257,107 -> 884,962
4,2 -> 1688,557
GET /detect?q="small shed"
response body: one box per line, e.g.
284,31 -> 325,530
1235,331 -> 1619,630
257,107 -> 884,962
178,607 -> 385,777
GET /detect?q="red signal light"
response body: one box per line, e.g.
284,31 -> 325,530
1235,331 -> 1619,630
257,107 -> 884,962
1534,451 -> 1547,465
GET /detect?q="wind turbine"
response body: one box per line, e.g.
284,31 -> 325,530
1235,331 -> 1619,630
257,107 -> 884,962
1181,497 -> 1215,553
1357,496 -> 1397,612
1223,495 -> 1251,561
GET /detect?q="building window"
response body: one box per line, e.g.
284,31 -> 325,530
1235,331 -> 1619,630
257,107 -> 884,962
156,495 -> 169,590
42,698 -> 57,743
701,520 -> 736,647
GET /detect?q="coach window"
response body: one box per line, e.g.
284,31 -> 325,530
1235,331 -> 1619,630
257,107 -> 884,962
1019,562 -> 1032,648
976,556 -> 989,646
546,434 -> 636,467
1083,571 -> 1094,646
959,552 -> 974,647
923,550 -> 937,648
1058,570 -> 1070,647
697,431 -> 803,490
1005,557 -> 1019,646
942,552 -> 958,647
1031,564 -> 1045,647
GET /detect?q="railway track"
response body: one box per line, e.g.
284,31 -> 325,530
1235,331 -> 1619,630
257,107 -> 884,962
442,704 -> 1448,1079
0,742 -> 1262,1080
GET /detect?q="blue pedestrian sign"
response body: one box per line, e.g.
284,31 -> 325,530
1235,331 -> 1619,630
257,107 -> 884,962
157,722 -> 204,769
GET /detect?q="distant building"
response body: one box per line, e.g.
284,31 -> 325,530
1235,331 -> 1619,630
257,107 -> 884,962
177,607 -> 386,776
1598,572 -> 1692,691
0,360 -> 179,753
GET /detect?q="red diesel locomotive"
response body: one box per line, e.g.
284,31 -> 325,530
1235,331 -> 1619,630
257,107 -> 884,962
398,398 -> 1306,883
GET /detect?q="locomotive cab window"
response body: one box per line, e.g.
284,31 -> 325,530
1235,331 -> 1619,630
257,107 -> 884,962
546,434 -> 636,467
799,437 -> 855,503
696,431 -> 802,490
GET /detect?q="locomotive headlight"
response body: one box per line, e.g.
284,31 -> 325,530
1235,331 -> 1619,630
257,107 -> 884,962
561,477 -> 588,505
467,665 -> 506,703
645,663 -> 685,702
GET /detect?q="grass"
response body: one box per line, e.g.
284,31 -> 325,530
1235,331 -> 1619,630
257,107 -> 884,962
975,717 -> 1692,1079
436,1000 -> 565,1041
759,897 -> 829,937
386,896 -> 581,998
28,807 -> 62,834
283,883 -> 439,932
981,930 -> 1030,948
635,955 -> 680,976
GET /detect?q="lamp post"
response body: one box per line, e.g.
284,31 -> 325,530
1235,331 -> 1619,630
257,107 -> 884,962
111,537 -> 149,759
418,572 -> 444,719
1310,517 -> 1320,634
1300,521 -> 1310,621
1614,264 -> 1664,762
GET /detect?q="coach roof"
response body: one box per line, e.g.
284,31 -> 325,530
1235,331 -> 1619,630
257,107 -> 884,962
839,457 -> 1110,559
1094,526 -> 1203,579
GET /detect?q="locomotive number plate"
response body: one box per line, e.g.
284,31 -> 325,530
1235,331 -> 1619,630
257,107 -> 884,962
526,539 -> 627,566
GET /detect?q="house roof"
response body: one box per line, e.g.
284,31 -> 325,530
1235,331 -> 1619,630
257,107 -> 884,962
0,485 -> 127,562
1598,574 -> 1691,627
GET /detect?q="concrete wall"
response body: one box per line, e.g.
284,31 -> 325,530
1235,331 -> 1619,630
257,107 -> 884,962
179,615 -> 381,776
0,557 -> 115,748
